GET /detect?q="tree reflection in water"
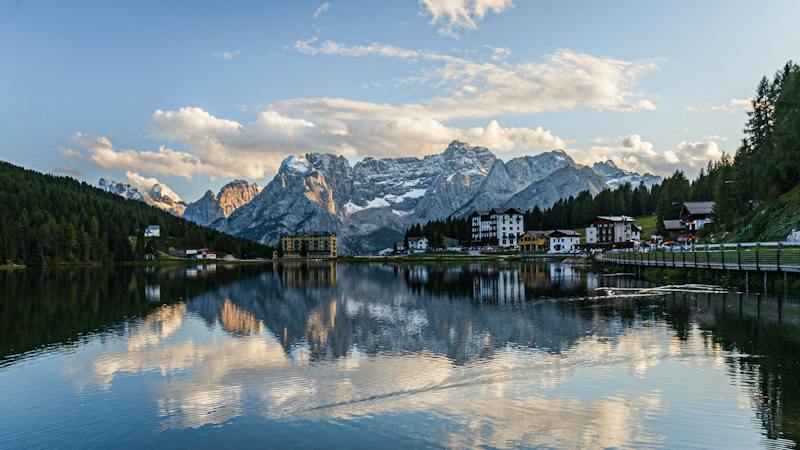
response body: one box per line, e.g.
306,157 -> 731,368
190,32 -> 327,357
1,262 -> 799,446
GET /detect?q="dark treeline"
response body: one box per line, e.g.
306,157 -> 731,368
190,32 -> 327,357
407,182 -> 661,244
0,161 -> 272,265
654,60 -> 800,236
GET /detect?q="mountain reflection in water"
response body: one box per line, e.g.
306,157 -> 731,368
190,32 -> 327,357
0,262 -> 798,449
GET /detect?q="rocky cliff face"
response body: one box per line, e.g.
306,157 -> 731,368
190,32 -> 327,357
592,160 -> 662,189
506,165 -> 608,210
98,178 -> 187,215
214,141 -> 659,254
184,180 -> 261,226
454,150 -> 576,215
218,141 -> 495,252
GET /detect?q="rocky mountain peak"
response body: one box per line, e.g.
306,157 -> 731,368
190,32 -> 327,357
98,177 -> 185,215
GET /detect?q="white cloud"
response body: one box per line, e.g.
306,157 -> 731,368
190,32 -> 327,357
294,38 -> 419,59
686,98 -> 753,113
580,134 -> 724,176
74,131 -> 219,180
293,41 -> 659,116
212,50 -> 241,61
487,45 -> 511,61
419,0 -> 515,38
74,45 -> 658,180
313,2 -> 330,19
59,147 -> 83,159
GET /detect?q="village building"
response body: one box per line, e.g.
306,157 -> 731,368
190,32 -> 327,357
548,230 -> 581,253
407,236 -> 428,252
394,241 -> 407,253
662,219 -> 688,240
280,232 -> 337,258
186,248 -> 216,260
518,230 -> 552,253
585,216 -> 638,247
470,208 -> 524,247
631,224 -> 642,241
680,201 -> 715,231
144,225 -> 160,237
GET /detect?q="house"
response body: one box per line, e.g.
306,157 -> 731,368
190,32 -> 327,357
680,201 -> 715,231
662,219 -> 688,240
585,216 -> 638,247
394,241 -> 407,253
548,230 -> 580,254
518,230 -> 552,253
378,248 -> 394,256
407,236 -> 428,252
631,224 -> 642,241
280,231 -> 337,258
787,229 -> 800,243
192,248 -> 216,260
144,225 -> 160,237
470,208 -> 524,247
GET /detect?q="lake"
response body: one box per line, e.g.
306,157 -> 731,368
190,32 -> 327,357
1,261 -> 798,449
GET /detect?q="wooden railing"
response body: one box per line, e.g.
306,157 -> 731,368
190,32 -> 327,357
596,242 -> 800,273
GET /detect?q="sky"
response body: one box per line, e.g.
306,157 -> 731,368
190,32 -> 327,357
1,0 -> 799,201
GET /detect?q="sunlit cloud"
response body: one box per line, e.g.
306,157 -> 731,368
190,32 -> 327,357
419,0 -> 515,38
686,98 -> 753,113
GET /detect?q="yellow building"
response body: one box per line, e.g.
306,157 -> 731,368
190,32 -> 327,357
518,230 -> 551,253
280,232 -> 337,258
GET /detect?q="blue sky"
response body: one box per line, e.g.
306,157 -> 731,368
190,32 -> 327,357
1,0 -> 798,201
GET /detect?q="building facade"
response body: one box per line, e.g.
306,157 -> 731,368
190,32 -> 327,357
518,231 -> 551,252
144,225 -> 160,237
585,216 -> 637,246
680,201 -> 715,231
470,208 -> 524,247
407,236 -> 428,252
280,232 -> 337,258
548,230 -> 580,253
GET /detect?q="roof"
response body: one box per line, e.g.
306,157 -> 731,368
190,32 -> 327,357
471,208 -> 524,217
597,215 -> 635,223
549,229 -> 580,237
663,219 -> 686,231
283,231 -> 336,238
407,236 -> 427,242
145,225 -> 159,229
522,230 -> 553,238
632,224 -> 643,232
681,201 -> 715,216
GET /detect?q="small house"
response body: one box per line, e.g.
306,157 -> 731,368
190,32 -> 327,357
394,241 -> 407,253
518,230 -> 551,253
407,236 -> 428,252
144,225 -> 160,237
662,219 -> 687,240
185,249 -> 198,257
548,230 -> 580,254
585,216 -> 638,246
680,201 -> 715,231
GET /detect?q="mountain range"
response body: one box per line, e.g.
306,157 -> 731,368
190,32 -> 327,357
98,141 -> 661,253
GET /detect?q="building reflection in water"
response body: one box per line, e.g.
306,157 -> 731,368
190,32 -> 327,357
5,262 -> 800,448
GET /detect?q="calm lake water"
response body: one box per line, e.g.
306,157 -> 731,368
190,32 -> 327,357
1,261 -> 799,449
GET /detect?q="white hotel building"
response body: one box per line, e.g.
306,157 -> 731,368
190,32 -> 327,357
470,208 -> 524,247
